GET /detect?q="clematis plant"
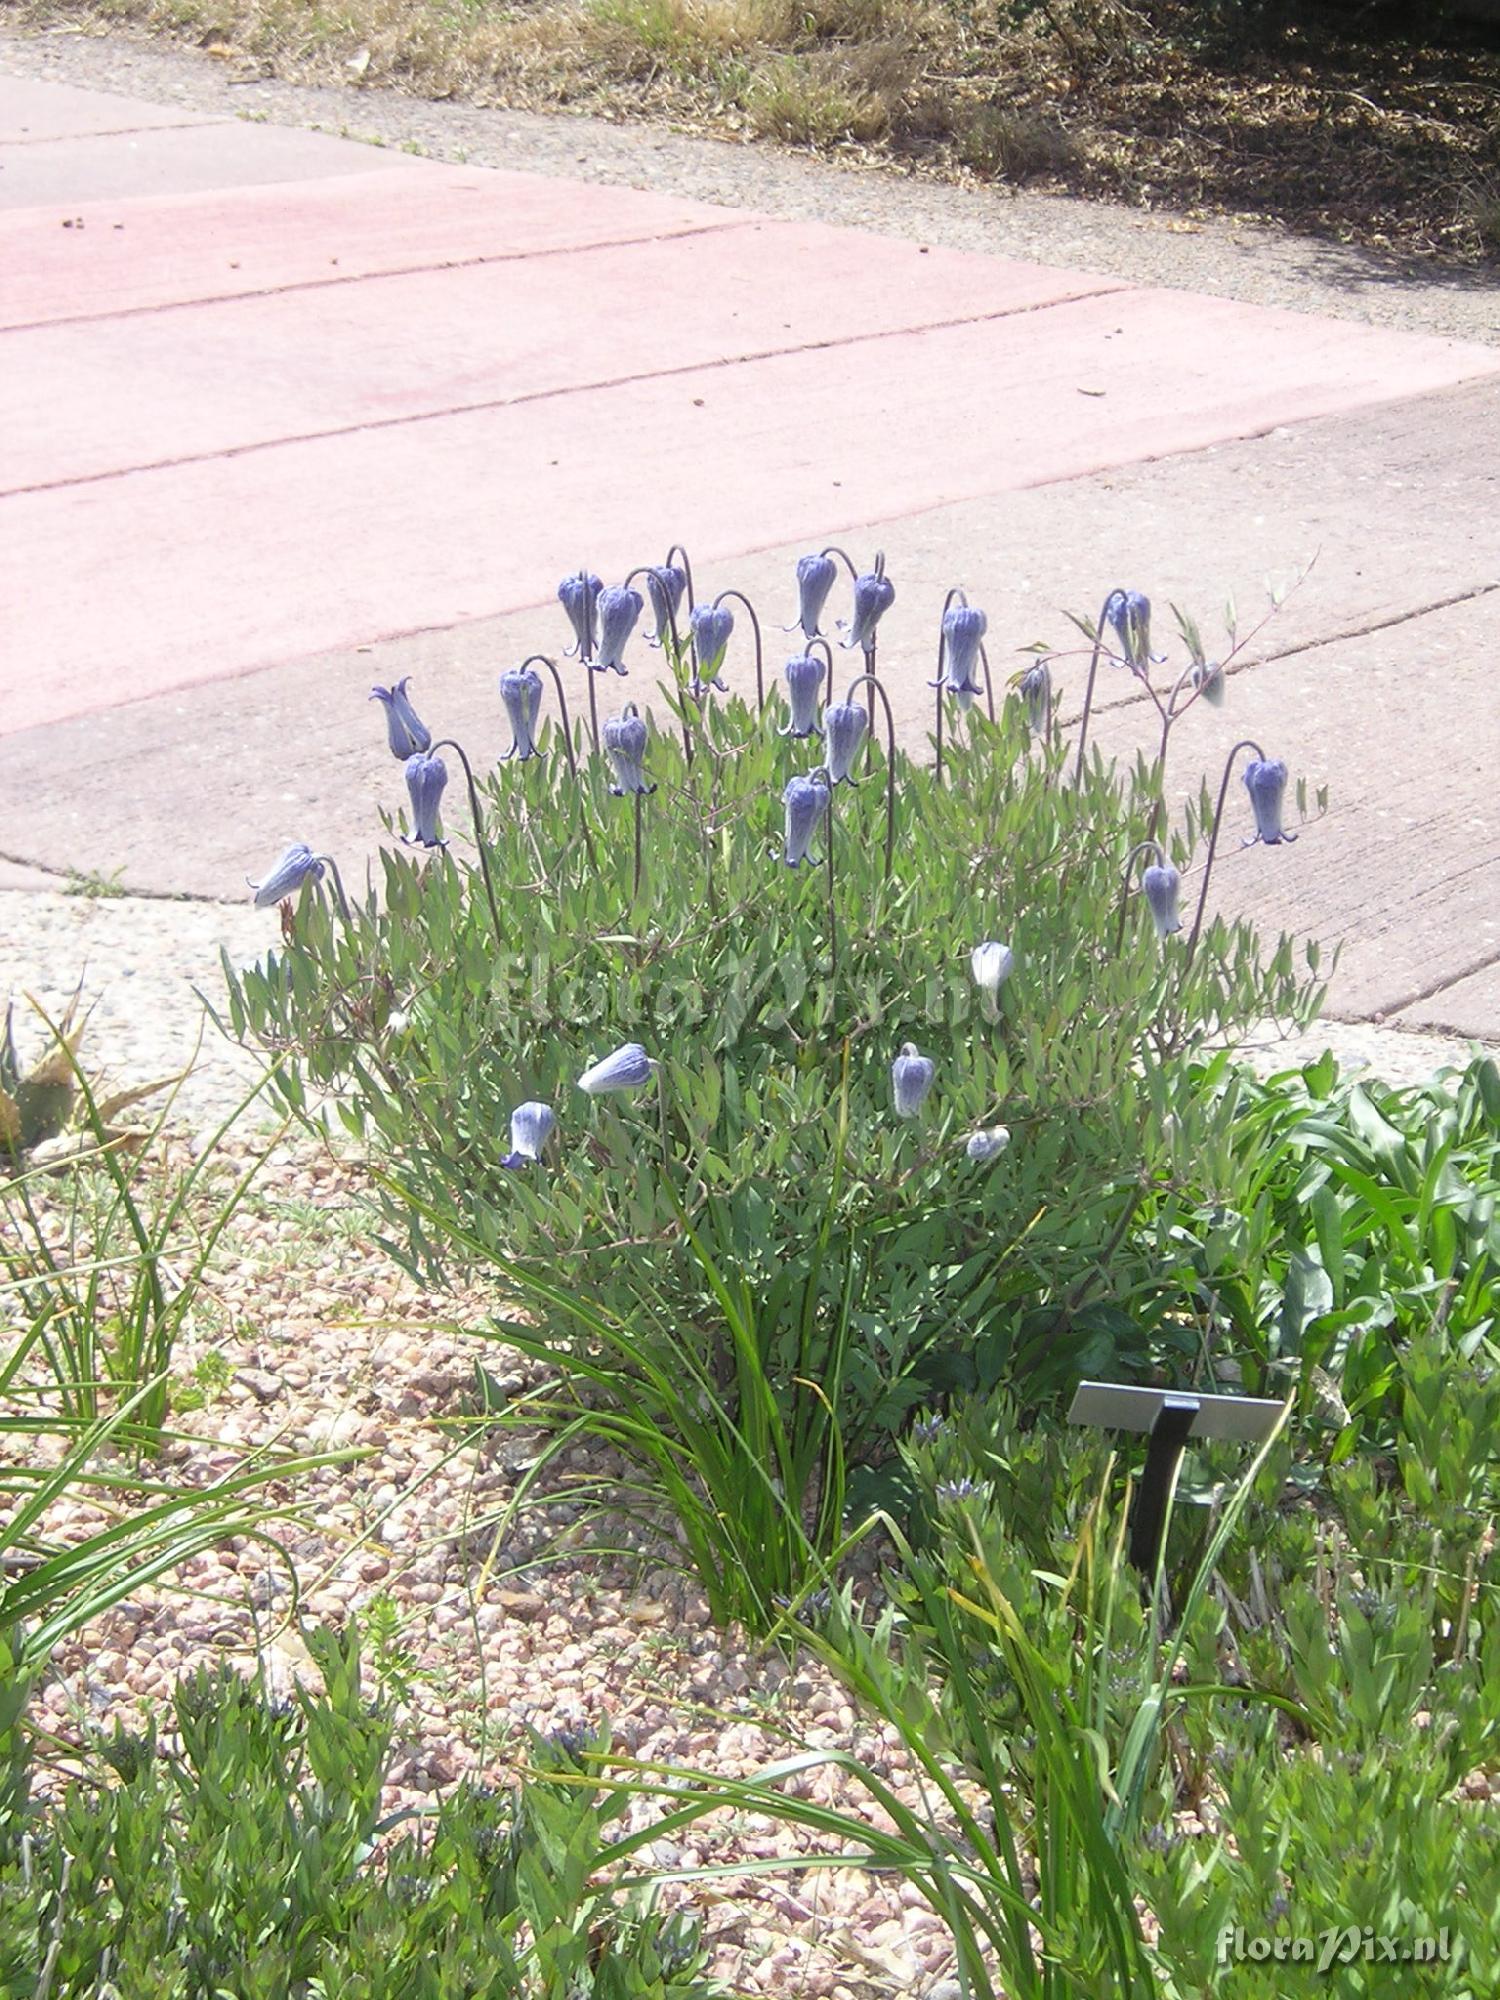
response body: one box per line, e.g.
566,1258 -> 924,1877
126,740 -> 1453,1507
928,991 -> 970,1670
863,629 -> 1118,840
402,752 -> 448,849
500,664 -> 543,762
782,654 -> 825,739
578,1043 -> 655,1095
503,1101 -> 556,1167
369,677 -> 432,760
891,1042 -> 935,1119
782,769 -> 829,868
786,551 -> 837,640
248,842 -> 323,909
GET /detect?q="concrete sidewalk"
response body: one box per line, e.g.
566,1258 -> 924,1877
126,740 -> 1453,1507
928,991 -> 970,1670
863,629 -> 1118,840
2,67 -> 1497,1039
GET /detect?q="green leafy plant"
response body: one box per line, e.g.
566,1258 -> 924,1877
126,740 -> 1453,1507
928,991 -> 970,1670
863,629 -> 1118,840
0,1623 -> 720,1998
1,1014 -> 285,1451
222,568 -> 1320,1621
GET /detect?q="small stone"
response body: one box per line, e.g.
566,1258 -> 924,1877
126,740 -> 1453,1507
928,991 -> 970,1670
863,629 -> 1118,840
236,1367 -> 284,1404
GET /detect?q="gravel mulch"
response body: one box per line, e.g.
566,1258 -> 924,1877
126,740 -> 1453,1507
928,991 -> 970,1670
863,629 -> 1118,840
4,884 -> 1492,1990
22,1132 -> 953,1999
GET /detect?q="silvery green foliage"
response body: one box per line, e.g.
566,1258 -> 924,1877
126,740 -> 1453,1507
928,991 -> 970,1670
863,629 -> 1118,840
225,575 -> 1323,1631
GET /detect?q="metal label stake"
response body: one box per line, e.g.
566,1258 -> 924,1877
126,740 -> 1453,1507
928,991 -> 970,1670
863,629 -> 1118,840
1066,1381 -> 1285,1575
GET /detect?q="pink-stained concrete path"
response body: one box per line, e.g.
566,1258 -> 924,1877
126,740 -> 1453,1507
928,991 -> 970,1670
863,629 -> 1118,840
2,70 -> 1498,1039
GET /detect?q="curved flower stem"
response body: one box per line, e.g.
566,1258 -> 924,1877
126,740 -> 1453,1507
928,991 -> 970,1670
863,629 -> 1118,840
863,640 -> 877,725
664,543 -> 696,614
312,853 -> 352,926
820,544 -> 861,586
518,653 -> 599,876
1183,738 -> 1266,967
584,664 -> 601,756
1113,839 -> 1166,957
843,672 -> 898,880
1072,590 -> 1123,786
713,589 -> 765,710
825,782 -> 838,984
807,636 -> 835,707
430,737 -> 503,948
518,654 -> 579,784
933,587 -> 965,787
632,789 -> 645,903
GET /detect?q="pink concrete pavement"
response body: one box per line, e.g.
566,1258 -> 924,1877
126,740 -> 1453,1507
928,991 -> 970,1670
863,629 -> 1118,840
3,72 -> 1498,1039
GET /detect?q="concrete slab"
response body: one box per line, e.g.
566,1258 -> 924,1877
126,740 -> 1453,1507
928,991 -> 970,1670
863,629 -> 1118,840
5,286 -> 1496,736
2,383 -> 1493,923
2,70 -> 1496,1037
1094,595 -> 1499,1026
0,116 -> 392,209
1401,962 -> 1500,1041
1,227 -> 1120,491
0,165 -> 754,331
0,73 -> 216,142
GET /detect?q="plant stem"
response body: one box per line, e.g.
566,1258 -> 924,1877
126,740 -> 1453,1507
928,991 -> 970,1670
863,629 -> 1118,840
1183,738 -> 1266,967
1113,840 -> 1166,957
519,654 -> 579,783
714,589 -> 765,710
842,673 -> 898,880
431,737 -> 503,947
633,789 -> 645,903
1072,591 -> 1122,786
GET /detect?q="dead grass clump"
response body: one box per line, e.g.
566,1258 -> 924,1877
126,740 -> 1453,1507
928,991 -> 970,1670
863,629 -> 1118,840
953,101 -> 1079,180
745,47 -> 903,143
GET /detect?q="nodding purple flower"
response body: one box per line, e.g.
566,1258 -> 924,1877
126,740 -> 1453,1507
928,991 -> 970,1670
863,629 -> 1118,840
602,703 -> 654,796
403,751 -> 448,848
1244,757 -> 1295,844
689,603 -> 734,696
787,552 -> 837,640
842,569 -> 895,652
782,654 -> 825,738
558,571 -> 601,659
782,769 -> 829,867
503,1100 -> 555,1168
594,585 -> 643,676
1019,661 -> 1052,737
937,605 -> 988,711
1191,659 -> 1225,707
368,678 -> 431,760
1105,589 -> 1155,674
824,698 -> 867,784
645,564 -> 687,646
891,1042 -> 935,1119
578,1042 -> 656,1095
247,842 -> 324,908
966,1126 -> 1011,1162
1142,862 -> 1183,938
500,664 -> 543,761
970,940 -> 1014,1002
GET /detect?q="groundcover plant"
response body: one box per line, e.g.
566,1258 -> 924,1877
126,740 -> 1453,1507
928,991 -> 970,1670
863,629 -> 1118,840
222,545 -> 1324,1626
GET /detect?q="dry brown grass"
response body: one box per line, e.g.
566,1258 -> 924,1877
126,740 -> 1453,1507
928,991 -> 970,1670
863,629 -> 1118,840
29,0 -> 1500,260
